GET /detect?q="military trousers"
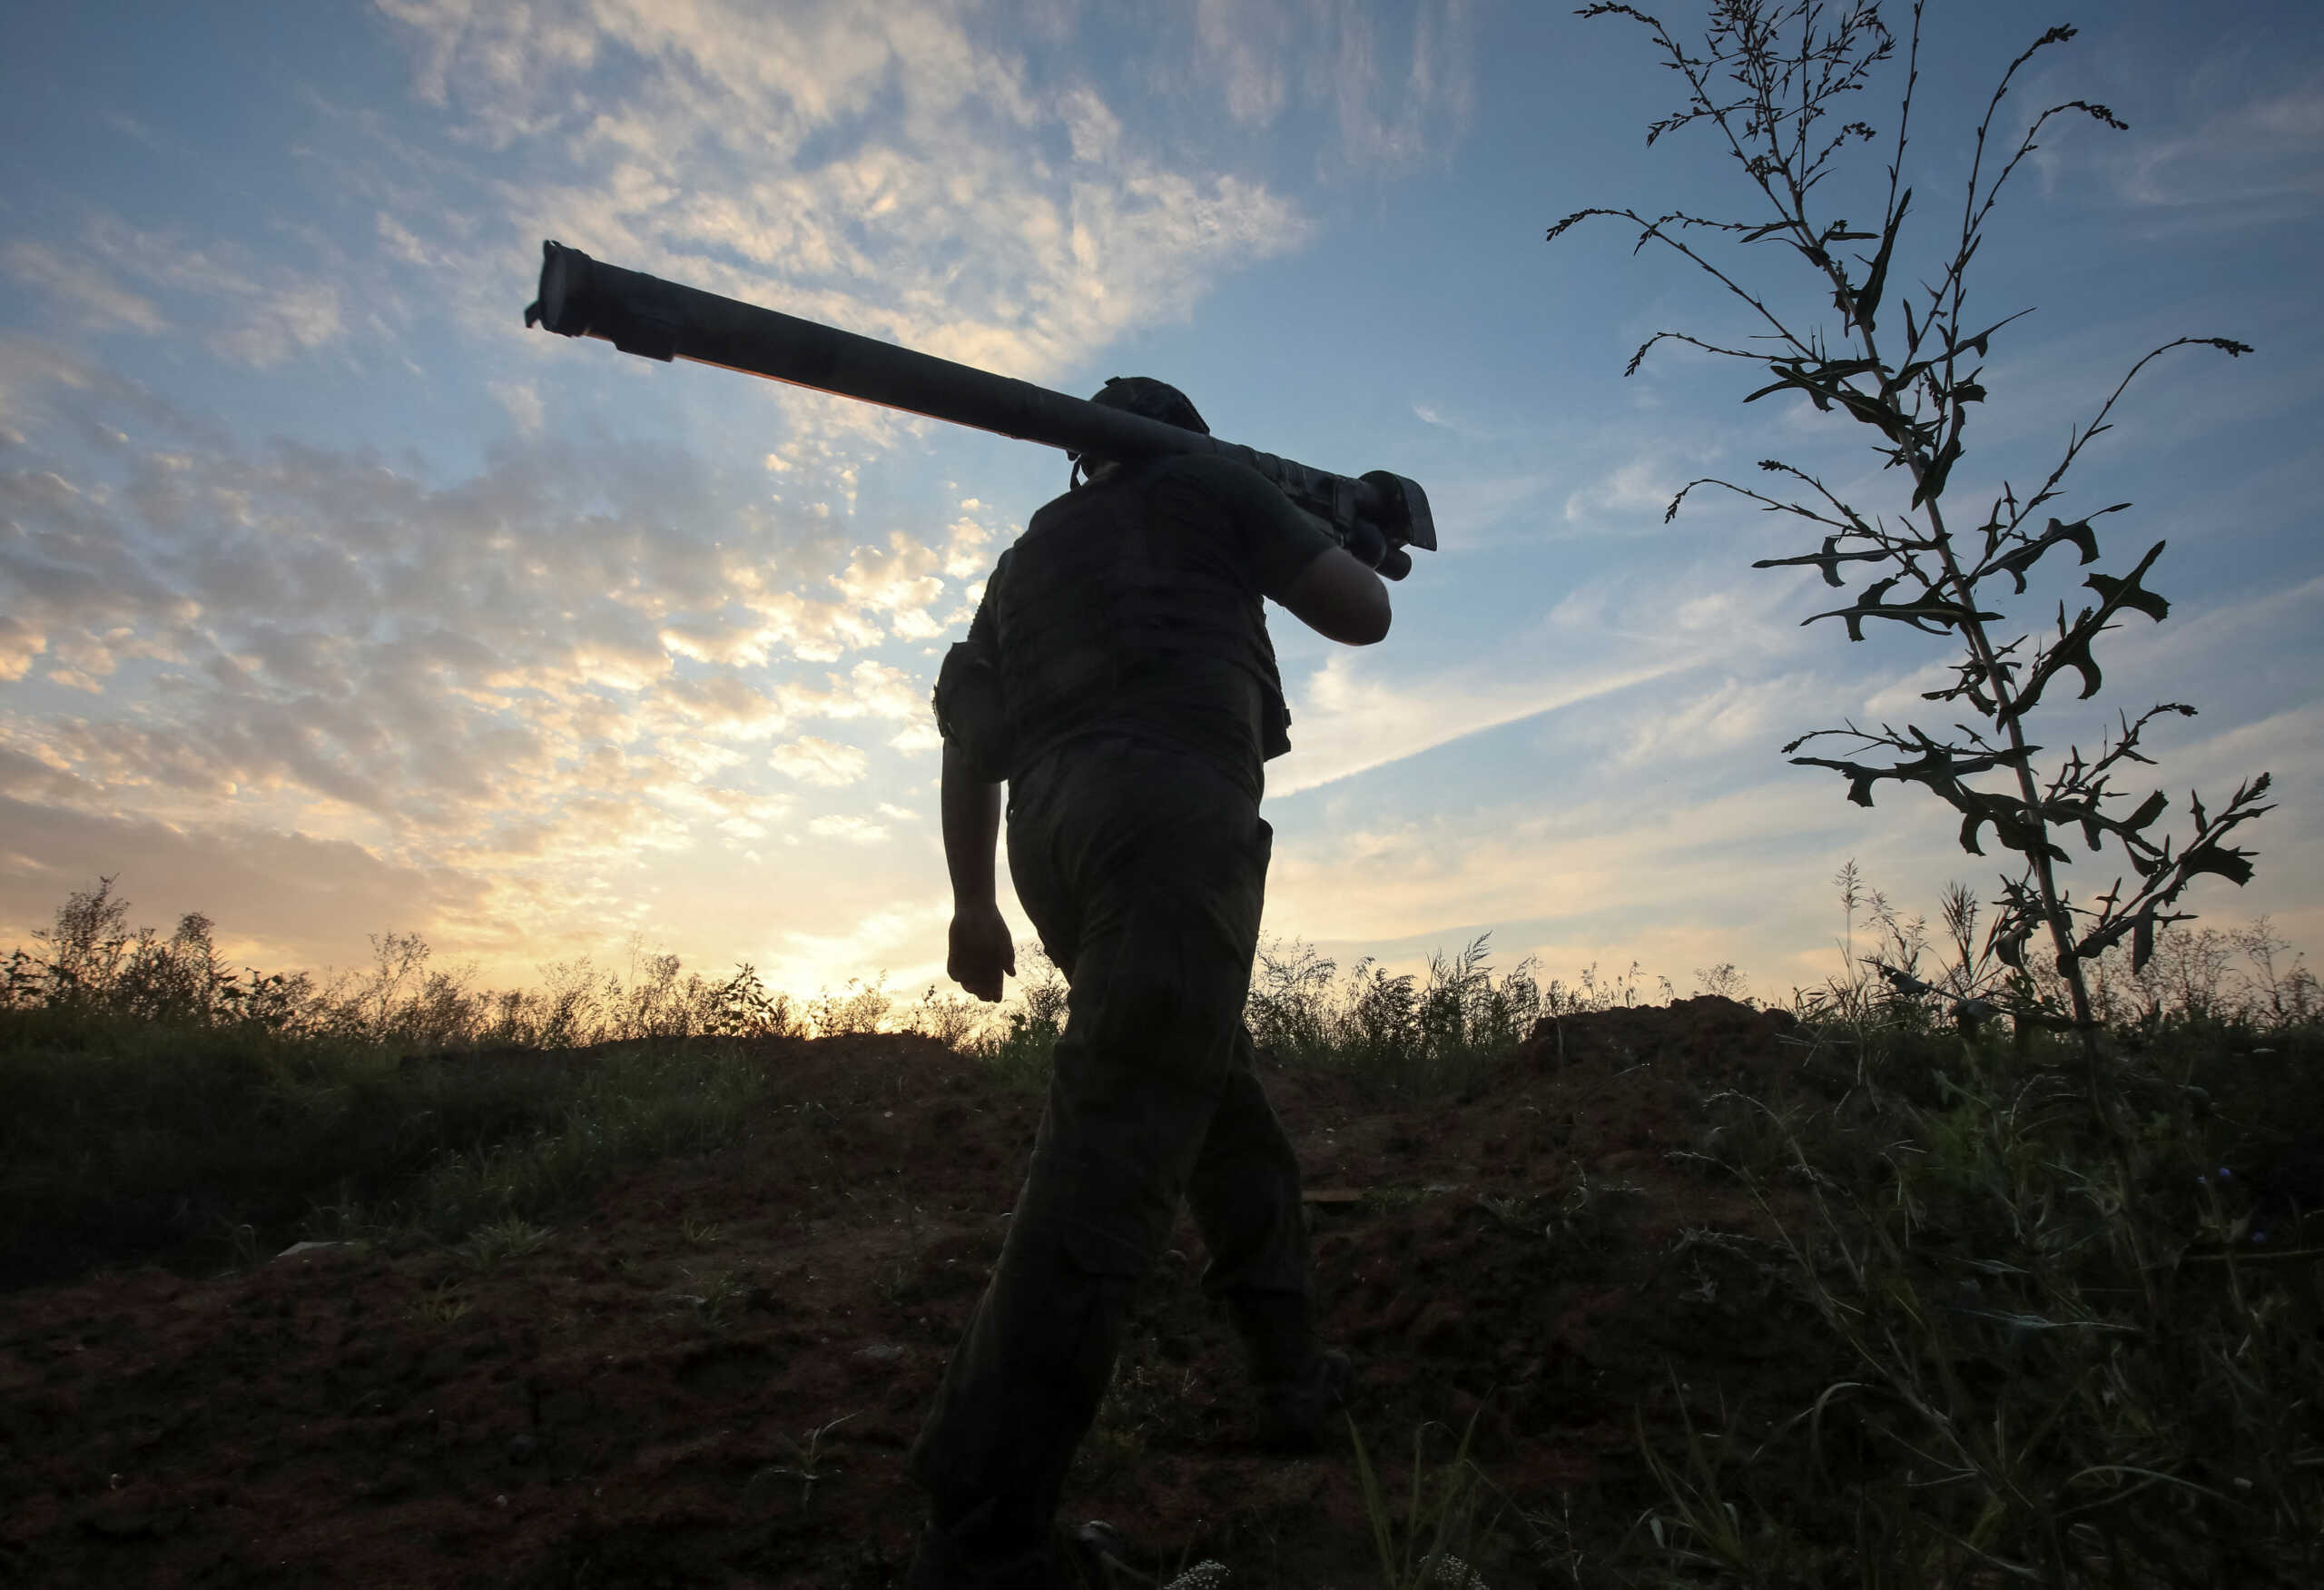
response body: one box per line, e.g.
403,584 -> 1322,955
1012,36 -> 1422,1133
908,734 -> 1318,1557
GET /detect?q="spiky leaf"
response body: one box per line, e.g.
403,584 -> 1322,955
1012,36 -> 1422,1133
1753,535 -> 1887,588
1852,187 -> 1909,334
1989,509 -> 2122,595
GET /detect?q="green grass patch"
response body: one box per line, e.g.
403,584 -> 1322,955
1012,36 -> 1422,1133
0,1007 -> 775,1282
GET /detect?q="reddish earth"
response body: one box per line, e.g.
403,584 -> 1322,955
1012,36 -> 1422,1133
2,997 -> 1842,1588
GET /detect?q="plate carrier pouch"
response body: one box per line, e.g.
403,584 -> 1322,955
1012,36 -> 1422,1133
991,458 -> 1293,784
933,584 -> 1017,785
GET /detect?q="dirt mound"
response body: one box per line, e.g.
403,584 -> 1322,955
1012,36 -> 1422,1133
1,1005 -> 1841,1587
1518,994 -> 1800,1076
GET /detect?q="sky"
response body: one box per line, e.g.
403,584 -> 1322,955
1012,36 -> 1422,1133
2,0 -> 2319,1013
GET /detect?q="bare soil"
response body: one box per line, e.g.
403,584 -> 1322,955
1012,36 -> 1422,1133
3,997 -> 1847,1588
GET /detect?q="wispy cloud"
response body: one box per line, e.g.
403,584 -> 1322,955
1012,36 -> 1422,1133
7,218 -> 350,368
1,243 -> 165,335
488,379 -> 545,436
809,812 -> 891,844
1561,452 -> 1684,527
1192,0 -> 1477,168
0,339 -> 953,959
1272,647 -> 1694,796
772,736 -> 871,788
1268,679 -> 2324,1006
2026,38 -> 2324,232
369,0 -> 1315,382
1263,770 -> 1880,977
2116,70 -> 2324,223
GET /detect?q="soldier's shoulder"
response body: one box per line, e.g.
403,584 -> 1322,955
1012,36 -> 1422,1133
1151,452 -> 1287,512
1156,451 -> 1266,488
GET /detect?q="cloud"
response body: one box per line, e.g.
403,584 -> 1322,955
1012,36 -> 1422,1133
1059,84 -> 1123,163
940,514 -> 998,579
888,720 -> 942,755
0,794 -> 487,976
752,892 -> 953,1000
7,217 -> 352,368
1309,0 -> 1477,165
829,531 -> 951,642
1423,470 -> 1556,548
0,340 -> 964,947
772,735 -> 870,787
369,0 -> 1316,383
1263,769 -> 1872,967
1271,647 -> 1695,796
793,659 -> 921,722
1,242 -> 166,335
206,281 -> 344,368
1263,678 -> 2324,1010
1194,0 -> 1298,127
1190,0 -> 1476,168
1561,453 -> 1683,527
2022,40 -> 2324,232
808,812 -> 891,844
2116,72 -> 2324,224
1407,400 -> 1514,441
1606,673 -> 1809,771
1269,536 -> 1837,797
655,658 -> 921,743
489,380 -> 546,436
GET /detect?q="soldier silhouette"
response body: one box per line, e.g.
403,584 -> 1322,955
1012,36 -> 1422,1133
908,376 -> 1393,1587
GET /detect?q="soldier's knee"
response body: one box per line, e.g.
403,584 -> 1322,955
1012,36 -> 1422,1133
1080,958 -> 1243,1077
1060,1219 -> 1155,1282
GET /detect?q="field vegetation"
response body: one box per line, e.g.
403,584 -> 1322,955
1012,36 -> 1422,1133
4,873 -> 2318,1585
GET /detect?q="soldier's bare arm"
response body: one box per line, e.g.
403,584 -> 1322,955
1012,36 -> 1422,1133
1280,546 -> 1392,646
931,560 -> 1017,1002
1173,452 -> 1393,648
940,737 -> 1014,1001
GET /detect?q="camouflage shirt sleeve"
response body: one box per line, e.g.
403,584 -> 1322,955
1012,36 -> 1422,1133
1163,454 -> 1341,603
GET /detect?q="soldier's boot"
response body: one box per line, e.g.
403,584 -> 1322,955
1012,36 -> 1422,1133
1251,1347 -> 1354,1454
1229,1292 -> 1353,1453
908,1503 -> 1147,1589
1064,1520 -> 1153,1586
906,1500 -> 1074,1590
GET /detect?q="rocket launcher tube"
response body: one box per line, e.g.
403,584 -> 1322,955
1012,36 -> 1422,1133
523,241 -> 1433,574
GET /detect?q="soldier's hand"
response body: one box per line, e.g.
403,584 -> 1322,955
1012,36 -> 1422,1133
947,904 -> 1017,1002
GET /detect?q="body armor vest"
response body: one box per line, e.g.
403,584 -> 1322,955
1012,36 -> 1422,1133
995,459 -> 1293,782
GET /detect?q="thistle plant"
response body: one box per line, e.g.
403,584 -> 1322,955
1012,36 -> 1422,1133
1549,1 -> 2270,1067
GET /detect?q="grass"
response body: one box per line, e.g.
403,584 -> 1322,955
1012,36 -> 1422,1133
1346,1406 -> 1497,1590
1561,932 -> 2324,1588
5,877 -> 2321,1585
455,1215 -> 553,1269
744,1411 -> 859,1511
0,1002 -> 782,1282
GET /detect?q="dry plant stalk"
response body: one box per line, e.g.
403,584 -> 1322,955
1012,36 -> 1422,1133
1550,0 -> 2270,1062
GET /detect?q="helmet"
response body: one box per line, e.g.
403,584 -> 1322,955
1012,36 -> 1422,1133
1088,375 -> 1208,435
1070,376 -> 1208,487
